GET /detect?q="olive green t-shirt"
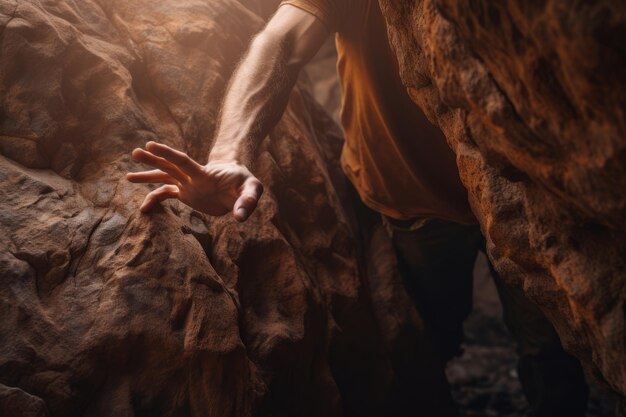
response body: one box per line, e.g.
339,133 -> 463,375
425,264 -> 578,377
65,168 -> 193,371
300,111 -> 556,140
280,0 -> 476,223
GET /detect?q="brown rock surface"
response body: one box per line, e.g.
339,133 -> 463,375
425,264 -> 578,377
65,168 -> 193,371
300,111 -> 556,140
0,0 -> 434,416
380,0 -> 626,402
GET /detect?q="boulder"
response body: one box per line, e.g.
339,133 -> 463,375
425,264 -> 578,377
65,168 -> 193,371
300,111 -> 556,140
0,0 -> 436,416
380,0 -> 626,400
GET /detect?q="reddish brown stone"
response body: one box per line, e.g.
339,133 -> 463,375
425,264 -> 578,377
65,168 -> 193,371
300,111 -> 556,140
0,1 -> 434,416
380,0 -> 626,401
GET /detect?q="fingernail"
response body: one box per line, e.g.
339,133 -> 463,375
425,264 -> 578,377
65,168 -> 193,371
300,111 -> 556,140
236,208 -> 248,221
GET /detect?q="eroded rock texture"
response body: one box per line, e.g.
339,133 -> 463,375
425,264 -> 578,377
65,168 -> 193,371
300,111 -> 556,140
380,0 -> 626,401
0,1 -> 436,416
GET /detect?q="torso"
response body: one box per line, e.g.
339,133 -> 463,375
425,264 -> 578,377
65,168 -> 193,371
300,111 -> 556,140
335,0 -> 475,223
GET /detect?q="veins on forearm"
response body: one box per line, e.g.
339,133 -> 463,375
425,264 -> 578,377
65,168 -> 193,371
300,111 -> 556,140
209,32 -> 298,166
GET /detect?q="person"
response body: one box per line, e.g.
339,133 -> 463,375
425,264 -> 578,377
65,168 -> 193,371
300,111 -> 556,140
126,1 -> 589,415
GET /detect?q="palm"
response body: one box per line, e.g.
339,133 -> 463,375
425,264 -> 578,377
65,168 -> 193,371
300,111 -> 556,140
127,142 -> 263,222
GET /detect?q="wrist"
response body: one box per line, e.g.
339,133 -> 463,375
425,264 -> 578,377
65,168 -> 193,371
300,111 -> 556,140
206,156 -> 240,164
207,148 -> 242,166
208,134 -> 254,166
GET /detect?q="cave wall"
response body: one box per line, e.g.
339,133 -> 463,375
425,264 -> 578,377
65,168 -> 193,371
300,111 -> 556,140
379,0 -> 626,399
2,0 -> 625,414
0,1 -> 437,416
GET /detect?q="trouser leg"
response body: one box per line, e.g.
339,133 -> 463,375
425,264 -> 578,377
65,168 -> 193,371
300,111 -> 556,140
387,218 -> 481,362
388,214 -> 589,416
489,262 -> 589,416
353,203 -> 460,416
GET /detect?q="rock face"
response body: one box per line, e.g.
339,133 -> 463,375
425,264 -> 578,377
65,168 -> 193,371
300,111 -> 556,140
0,1 -> 442,416
380,0 -> 626,401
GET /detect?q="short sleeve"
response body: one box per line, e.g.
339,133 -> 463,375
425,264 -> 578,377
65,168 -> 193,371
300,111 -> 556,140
279,0 -> 351,33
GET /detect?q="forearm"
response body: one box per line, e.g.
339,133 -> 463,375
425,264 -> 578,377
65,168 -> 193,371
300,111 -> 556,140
209,31 -> 300,166
130,7 -> 327,221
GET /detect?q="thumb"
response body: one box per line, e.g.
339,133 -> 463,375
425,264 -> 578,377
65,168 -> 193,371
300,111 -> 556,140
233,178 -> 264,222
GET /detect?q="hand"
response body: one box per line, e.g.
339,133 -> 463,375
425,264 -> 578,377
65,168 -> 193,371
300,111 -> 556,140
126,141 -> 263,222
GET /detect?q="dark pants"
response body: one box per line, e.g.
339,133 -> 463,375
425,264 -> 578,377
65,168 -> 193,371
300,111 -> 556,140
385,217 -> 589,417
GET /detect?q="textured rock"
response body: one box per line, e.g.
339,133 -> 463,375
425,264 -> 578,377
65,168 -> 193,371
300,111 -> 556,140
0,0 -> 436,416
380,0 -> 626,401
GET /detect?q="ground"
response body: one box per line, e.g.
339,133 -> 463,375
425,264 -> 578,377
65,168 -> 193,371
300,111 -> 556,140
447,254 -> 618,417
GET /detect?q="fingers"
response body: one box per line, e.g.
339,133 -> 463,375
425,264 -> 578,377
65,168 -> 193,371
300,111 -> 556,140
140,184 -> 180,213
145,141 -> 203,176
126,169 -> 180,185
132,148 -> 190,184
233,178 -> 264,222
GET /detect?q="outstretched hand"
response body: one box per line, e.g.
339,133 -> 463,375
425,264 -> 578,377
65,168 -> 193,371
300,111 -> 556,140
126,141 -> 263,222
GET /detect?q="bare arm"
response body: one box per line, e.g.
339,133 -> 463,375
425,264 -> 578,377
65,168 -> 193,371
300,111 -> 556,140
127,6 -> 329,221
210,5 -> 329,165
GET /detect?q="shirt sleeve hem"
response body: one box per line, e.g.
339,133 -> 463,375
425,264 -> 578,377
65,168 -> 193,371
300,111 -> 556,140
279,1 -> 336,32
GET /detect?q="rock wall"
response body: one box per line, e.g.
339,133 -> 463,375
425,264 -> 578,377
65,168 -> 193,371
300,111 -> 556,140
0,1 -> 442,416
380,0 -> 626,401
